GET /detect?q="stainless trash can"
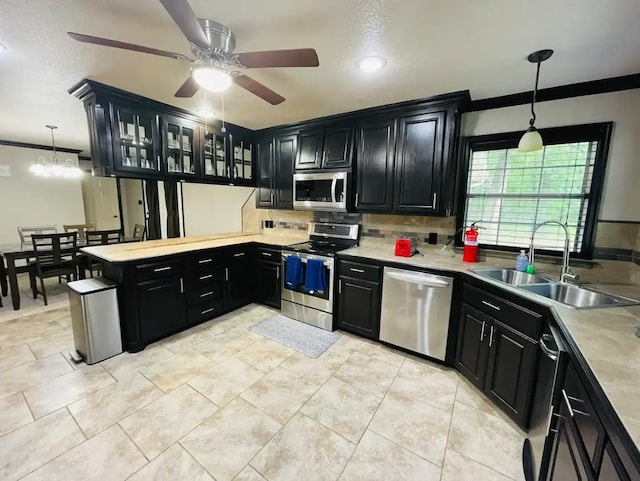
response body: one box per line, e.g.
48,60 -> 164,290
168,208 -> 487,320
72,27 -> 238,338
68,278 -> 122,364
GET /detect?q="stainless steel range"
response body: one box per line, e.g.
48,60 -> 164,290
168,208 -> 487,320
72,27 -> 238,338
281,222 -> 359,330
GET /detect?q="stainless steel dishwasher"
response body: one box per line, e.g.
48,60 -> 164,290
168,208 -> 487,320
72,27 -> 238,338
379,267 -> 454,361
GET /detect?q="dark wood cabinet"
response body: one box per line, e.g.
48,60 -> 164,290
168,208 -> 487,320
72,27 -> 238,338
110,104 -> 161,175
137,276 -> 185,343
224,250 -> 255,311
229,131 -> 254,185
455,303 -> 491,389
337,275 -> 381,340
202,127 -> 229,181
484,320 -> 538,421
160,113 -> 199,179
257,261 -> 281,309
296,129 -> 324,170
256,137 -> 275,208
393,111 -> 446,214
455,283 -> 541,428
274,133 -> 297,210
599,442 -> 630,481
547,409 -> 589,481
322,124 -> 354,169
355,117 -> 396,212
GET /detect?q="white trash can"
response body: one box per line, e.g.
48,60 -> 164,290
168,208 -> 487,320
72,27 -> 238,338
68,278 -> 122,364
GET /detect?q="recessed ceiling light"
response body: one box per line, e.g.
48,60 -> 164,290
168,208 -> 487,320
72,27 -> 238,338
356,56 -> 386,72
0,42 -> 7,52
196,108 -> 216,120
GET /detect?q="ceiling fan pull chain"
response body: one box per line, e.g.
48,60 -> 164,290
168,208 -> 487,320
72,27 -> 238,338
221,91 -> 226,133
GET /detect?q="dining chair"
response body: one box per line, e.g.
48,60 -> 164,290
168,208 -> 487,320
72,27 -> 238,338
85,229 -> 122,277
132,223 -> 146,242
29,232 -> 78,306
63,223 -> 96,243
17,226 -> 58,251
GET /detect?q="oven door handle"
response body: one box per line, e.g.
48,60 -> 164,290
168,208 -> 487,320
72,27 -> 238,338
331,177 -> 338,204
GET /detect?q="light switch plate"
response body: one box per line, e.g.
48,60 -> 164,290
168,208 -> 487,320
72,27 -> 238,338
0,165 -> 11,176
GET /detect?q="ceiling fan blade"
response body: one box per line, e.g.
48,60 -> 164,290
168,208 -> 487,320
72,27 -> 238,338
158,0 -> 209,49
233,74 -> 285,105
174,76 -> 199,97
235,48 -> 319,68
68,32 -> 189,60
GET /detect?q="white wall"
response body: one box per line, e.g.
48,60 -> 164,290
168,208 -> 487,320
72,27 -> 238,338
0,145 -> 86,244
119,178 -> 145,238
181,183 -> 254,236
462,90 -> 640,221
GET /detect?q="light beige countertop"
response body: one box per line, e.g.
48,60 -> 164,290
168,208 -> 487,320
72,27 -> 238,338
341,245 -> 640,451
82,232 -> 307,263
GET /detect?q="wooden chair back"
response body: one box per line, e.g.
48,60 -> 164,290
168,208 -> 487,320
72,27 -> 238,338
17,226 -> 58,250
31,232 -> 78,267
86,229 -> 122,246
63,223 -> 96,242
132,223 -> 146,242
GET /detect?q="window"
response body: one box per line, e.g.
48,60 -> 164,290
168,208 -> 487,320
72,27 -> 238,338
458,123 -> 612,258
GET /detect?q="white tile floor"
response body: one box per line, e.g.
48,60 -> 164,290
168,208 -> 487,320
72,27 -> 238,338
0,275 -> 526,481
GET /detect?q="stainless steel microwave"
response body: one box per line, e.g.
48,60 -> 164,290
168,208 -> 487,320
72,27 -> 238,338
293,172 -> 348,212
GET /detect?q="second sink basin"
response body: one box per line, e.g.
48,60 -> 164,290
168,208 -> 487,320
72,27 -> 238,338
518,282 -> 640,309
473,268 -> 550,285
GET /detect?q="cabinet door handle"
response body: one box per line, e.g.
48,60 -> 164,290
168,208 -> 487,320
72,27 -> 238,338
198,258 -> 213,264
350,268 -> 365,273
562,390 -> 589,417
201,307 -> 215,315
179,278 -> 184,293
199,274 -> 213,280
147,283 -> 172,292
339,280 -> 342,294
225,267 -> 229,281
480,320 -> 486,341
271,192 -> 274,204
488,325 -> 495,347
233,252 -> 246,257
153,266 -> 172,272
200,291 -> 214,298
355,192 -> 359,207
261,252 -> 272,257
430,193 -> 437,209
482,300 -> 501,311
276,266 -> 280,279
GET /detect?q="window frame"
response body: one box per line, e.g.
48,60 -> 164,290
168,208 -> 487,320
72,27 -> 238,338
455,122 -> 613,259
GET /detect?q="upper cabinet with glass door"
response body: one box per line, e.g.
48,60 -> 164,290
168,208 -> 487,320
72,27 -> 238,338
112,105 -> 160,174
229,130 -> 254,186
202,128 -> 229,181
160,114 -> 199,178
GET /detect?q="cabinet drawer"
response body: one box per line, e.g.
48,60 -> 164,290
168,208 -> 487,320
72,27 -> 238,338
188,252 -> 221,269
187,284 -> 224,306
463,284 -> 542,339
136,259 -> 182,282
339,260 -> 381,282
187,300 -> 223,325
563,365 -> 605,472
187,268 -> 224,286
227,247 -> 252,262
256,247 -> 281,262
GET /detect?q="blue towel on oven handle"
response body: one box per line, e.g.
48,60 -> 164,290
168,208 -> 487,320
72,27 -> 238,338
285,255 -> 304,288
304,258 -> 327,293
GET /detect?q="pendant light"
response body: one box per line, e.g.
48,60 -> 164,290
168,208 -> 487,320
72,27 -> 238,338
518,49 -> 553,152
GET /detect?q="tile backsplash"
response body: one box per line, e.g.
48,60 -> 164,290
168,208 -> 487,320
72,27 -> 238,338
242,191 -> 640,263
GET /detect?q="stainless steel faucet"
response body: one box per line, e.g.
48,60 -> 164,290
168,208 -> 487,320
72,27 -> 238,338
528,220 -> 580,283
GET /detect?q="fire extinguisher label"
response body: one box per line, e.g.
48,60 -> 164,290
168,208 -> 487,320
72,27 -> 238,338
465,240 -> 478,246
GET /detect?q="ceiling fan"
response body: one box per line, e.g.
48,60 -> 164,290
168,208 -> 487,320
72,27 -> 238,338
67,0 -> 319,105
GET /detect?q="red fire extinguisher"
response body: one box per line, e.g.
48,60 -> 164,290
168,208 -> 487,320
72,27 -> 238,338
463,224 -> 479,262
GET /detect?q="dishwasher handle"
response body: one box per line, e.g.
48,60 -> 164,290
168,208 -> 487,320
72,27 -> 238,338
386,271 -> 451,288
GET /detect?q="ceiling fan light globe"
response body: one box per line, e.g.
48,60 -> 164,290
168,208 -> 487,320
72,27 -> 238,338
192,67 -> 232,92
518,127 -> 543,152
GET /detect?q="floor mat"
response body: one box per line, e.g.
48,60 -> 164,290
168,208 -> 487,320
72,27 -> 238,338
249,314 -> 340,358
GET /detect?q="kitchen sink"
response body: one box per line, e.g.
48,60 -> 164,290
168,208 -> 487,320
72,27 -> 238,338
518,282 -> 640,309
472,268 -> 551,285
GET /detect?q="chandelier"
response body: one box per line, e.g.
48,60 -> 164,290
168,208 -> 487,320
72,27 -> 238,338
29,125 -> 83,178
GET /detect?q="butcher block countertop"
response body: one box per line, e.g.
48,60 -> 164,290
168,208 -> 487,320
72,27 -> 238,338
81,232 -> 306,263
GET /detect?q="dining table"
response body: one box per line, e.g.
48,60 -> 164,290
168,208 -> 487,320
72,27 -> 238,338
0,242 -> 90,310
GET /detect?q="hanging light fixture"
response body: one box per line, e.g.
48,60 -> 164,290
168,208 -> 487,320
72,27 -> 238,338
518,49 -> 553,152
29,125 -> 83,178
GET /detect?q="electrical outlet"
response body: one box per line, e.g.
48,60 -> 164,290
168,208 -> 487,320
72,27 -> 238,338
263,220 -> 274,229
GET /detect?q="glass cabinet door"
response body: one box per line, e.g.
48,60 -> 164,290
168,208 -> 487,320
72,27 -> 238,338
203,130 -> 228,179
115,108 -> 159,172
164,117 -> 197,177
232,137 -> 253,182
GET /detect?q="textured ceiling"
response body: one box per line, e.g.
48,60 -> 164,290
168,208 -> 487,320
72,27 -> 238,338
1,0 -> 639,152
